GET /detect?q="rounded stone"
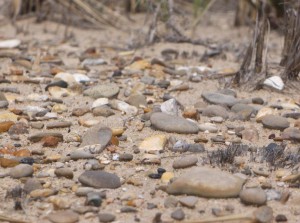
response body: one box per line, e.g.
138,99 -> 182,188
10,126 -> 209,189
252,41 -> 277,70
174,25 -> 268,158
47,210 -> 79,223
98,213 -> 116,223
9,164 -> 34,179
261,115 -> 289,130
167,167 -> 245,198
83,83 -> 119,99
150,112 -> 199,134
202,92 -> 238,107
172,156 -> 198,169
54,168 -> 74,179
202,105 -> 229,119
240,188 -> 267,206
171,208 -> 185,221
78,170 -> 121,189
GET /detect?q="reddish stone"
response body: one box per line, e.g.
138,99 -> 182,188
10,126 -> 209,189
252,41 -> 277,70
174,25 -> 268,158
42,136 -> 60,147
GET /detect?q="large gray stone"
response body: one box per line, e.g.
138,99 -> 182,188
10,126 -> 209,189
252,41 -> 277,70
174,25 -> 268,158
78,171 -> 121,189
202,92 -> 239,107
150,112 -> 199,134
261,115 -> 289,130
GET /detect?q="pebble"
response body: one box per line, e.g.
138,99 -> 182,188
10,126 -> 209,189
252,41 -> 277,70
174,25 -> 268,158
202,105 -> 229,119
179,196 -> 198,208
187,143 -> 205,153
172,156 -> 198,169
161,172 -> 174,183
281,127 -> 300,142
93,105 -> 115,117
86,192 -> 102,207
254,206 -> 273,223
275,214 -> 287,222
72,107 -> 90,116
47,210 -> 79,223
28,132 -> 63,142
150,112 -> 199,134
30,188 -> 57,198
9,164 -> 34,178
111,99 -> 138,115
202,92 -> 238,107
78,170 -> 121,188
198,123 -> 218,133
52,104 -> 68,113
42,136 -> 60,147
46,121 -> 72,129
240,188 -> 267,206
119,153 -> 133,161
8,122 -> 28,135
127,94 -> 147,107
261,115 -> 289,130
98,213 -> 116,223
31,122 -> 44,129
171,208 -> 185,221
0,121 -> 14,133
70,150 -> 94,160
54,168 -> 74,179
84,83 -> 119,99
139,134 -> 167,153
92,98 -> 109,109
160,98 -> 180,116
167,167 -> 245,198
81,126 -> 112,150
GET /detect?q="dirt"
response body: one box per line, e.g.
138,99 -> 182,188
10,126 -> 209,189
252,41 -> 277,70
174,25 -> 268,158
0,8 -> 299,223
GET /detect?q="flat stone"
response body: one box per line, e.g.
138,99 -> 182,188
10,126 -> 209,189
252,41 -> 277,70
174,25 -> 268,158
47,210 -> 79,223
172,156 -> 198,169
46,121 -> 72,129
240,188 -> 267,206
150,112 -> 199,134
70,150 -> 94,160
92,98 -> 109,109
98,213 -> 116,223
261,115 -> 289,130
72,107 -> 90,116
198,123 -> 218,133
111,100 -> 138,115
55,168 -> 74,179
78,170 -> 121,189
81,126 -> 112,150
84,83 -> 119,99
93,105 -> 115,117
9,164 -> 34,178
281,127 -> 300,142
231,103 -> 255,113
161,98 -> 180,116
127,94 -> 147,107
30,189 -> 57,198
202,105 -> 229,119
139,135 -> 167,154
202,92 -> 238,107
179,196 -> 198,208
256,107 -> 275,122
167,167 -> 245,198
28,132 -> 63,142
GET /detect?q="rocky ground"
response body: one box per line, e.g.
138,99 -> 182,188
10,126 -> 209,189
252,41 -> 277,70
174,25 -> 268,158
0,10 -> 299,223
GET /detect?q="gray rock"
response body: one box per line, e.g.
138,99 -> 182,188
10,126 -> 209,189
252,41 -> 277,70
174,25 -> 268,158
252,97 -> 264,105
167,167 -> 245,198
150,112 -> 199,134
47,210 -> 79,223
92,105 -> 115,117
70,150 -> 94,160
119,153 -> 133,161
179,196 -> 198,208
99,213 -> 116,223
126,94 -> 147,108
0,92 -> 7,101
231,103 -> 255,113
171,209 -> 185,221
187,144 -> 205,153
78,171 -> 121,189
217,89 -> 237,97
84,83 -> 119,99
0,101 -> 8,108
54,168 -> 74,179
86,192 -> 102,207
202,105 -> 229,119
173,156 -> 198,169
261,115 -> 289,130
240,188 -> 267,206
9,164 -> 34,179
198,123 -> 218,133
281,127 -> 300,142
81,126 -> 112,149
24,178 -> 43,193
202,92 -> 239,107
141,76 -> 155,85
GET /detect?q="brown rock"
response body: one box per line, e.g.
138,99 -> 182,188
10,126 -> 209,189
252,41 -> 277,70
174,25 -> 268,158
13,149 -> 31,157
72,107 -> 90,116
182,108 -> 199,120
0,157 -> 19,168
0,121 -> 14,133
42,136 -> 60,147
